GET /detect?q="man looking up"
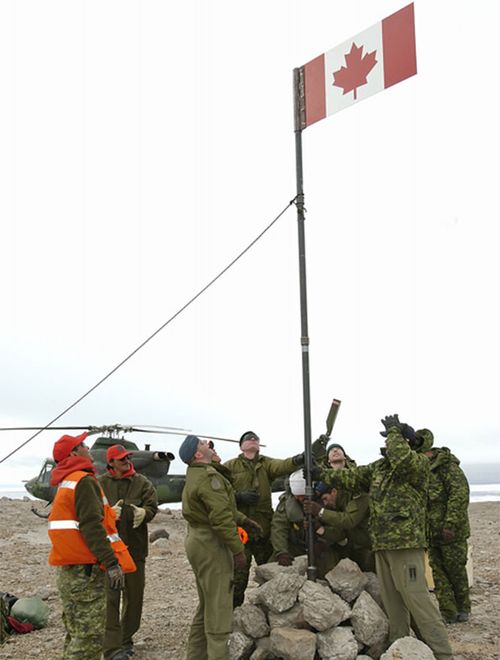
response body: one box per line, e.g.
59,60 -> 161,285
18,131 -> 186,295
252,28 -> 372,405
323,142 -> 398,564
98,444 -> 158,660
320,416 -> 454,660
181,435 -> 246,660
223,431 -> 304,606
48,433 -> 135,660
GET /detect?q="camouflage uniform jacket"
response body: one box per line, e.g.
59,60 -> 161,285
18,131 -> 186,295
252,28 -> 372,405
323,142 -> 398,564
182,463 -> 244,555
98,472 -> 158,560
322,428 -> 430,551
223,453 -> 297,536
427,447 -> 470,545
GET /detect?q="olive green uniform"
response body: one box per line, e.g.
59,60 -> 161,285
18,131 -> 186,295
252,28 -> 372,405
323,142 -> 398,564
319,492 -> 375,572
222,453 -> 298,606
271,493 -> 341,577
182,463 -> 244,660
98,472 -> 158,658
426,446 -> 471,621
322,429 -> 453,660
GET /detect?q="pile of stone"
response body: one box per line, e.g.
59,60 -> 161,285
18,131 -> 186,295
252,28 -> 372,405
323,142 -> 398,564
229,557 -> 430,660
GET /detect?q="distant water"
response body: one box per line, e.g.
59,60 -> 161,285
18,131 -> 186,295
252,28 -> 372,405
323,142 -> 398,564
1,463 -> 499,503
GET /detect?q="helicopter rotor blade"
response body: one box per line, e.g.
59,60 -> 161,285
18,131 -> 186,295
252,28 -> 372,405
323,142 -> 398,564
0,424 -> 246,445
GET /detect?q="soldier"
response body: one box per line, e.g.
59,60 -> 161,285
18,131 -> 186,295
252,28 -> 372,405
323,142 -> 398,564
320,416 -> 453,660
98,444 -> 159,659
48,433 -> 136,660
223,431 -> 304,606
271,471 -> 339,577
420,429 -> 471,623
181,435 -> 246,660
304,444 -> 374,572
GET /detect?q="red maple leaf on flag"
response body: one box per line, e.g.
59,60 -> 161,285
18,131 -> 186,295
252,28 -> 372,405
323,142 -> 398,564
333,42 -> 377,100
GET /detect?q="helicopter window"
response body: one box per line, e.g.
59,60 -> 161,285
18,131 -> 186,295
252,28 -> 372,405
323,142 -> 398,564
39,461 -> 53,484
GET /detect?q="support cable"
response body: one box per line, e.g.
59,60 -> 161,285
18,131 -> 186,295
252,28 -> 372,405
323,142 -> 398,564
1,197 -> 297,464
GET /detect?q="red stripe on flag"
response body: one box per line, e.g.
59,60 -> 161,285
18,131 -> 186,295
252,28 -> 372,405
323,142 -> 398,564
382,3 -> 417,89
304,54 -> 326,127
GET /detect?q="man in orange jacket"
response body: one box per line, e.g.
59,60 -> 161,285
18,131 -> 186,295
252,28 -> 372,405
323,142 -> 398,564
48,432 -> 136,660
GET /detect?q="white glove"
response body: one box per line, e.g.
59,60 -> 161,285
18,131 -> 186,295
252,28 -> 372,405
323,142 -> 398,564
111,499 -> 124,520
130,504 -> 146,528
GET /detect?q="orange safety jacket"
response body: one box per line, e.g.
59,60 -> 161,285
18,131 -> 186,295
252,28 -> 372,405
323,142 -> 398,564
48,470 -> 136,573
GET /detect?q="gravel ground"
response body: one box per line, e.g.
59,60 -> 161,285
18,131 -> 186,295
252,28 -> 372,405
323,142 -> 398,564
0,500 -> 498,659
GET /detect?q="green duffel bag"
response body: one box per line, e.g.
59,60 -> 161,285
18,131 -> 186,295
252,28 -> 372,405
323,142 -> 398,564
10,597 -> 49,630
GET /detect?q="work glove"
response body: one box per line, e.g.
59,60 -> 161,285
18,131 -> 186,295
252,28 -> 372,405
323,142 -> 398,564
106,564 -> 125,591
130,504 -> 146,528
399,423 -> 416,445
233,551 -> 247,571
380,414 -> 400,437
441,528 -> 455,543
111,499 -> 123,521
312,434 -> 329,461
302,499 -> 322,517
235,490 -> 259,506
292,452 -> 305,466
276,552 -> 293,567
243,518 -> 263,538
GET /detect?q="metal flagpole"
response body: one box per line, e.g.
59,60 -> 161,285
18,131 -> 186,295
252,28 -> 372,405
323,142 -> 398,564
293,66 -> 316,581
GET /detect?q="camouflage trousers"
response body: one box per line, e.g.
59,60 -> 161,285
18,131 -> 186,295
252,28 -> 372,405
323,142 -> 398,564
233,536 -> 273,607
428,541 -> 471,618
56,564 -> 106,660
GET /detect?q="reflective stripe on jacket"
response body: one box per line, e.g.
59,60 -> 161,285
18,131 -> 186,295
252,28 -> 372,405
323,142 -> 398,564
48,470 -> 136,573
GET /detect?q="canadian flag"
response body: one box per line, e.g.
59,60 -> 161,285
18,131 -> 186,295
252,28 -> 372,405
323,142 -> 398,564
301,3 -> 417,127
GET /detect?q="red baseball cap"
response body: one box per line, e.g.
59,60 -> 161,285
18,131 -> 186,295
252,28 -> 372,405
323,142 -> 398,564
106,444 -> 132,463
53,432 -> 89,463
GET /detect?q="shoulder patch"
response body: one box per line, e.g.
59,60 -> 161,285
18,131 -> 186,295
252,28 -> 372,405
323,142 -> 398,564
211,476 -> 222,490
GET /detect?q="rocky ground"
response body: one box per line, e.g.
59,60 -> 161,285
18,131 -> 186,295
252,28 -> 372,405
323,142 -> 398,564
0,500 -> 498,659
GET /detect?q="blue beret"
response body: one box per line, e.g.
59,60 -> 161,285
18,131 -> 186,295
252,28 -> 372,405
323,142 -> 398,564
179,435 -> 200,464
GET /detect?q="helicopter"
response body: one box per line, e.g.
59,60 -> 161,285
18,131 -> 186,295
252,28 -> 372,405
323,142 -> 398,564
14,424 -> 236,506
5,399 -> 341,507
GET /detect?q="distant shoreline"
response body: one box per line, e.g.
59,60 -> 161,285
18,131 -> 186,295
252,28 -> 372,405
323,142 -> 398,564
2,484 -> 500,503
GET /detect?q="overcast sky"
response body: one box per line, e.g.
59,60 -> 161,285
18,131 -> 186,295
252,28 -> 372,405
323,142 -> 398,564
1,1 -> 499,487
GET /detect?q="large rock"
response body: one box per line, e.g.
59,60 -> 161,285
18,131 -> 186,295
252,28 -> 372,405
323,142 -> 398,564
363,572 -> 384,609
254,556 -> 307,584
325,559 -> 368,602
233,604 -> 270,639
380,636 -> 435,659
257,573 -> 306,613
268,603 -> 309,630
270,627 -> 316,660
350,591 -> 389,647
229,630 -> 255,660
317,625 -> 358,660
249,636 -> 272,660
298,580 -> 351,631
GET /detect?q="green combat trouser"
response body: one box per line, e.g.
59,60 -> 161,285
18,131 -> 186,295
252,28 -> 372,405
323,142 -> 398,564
233,536 -> 272,607
428,541 -> 471,619
185,525 -> 234,660
103,559 -> 146,658
56,564 -> 106,660
375,549 -> 453,660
